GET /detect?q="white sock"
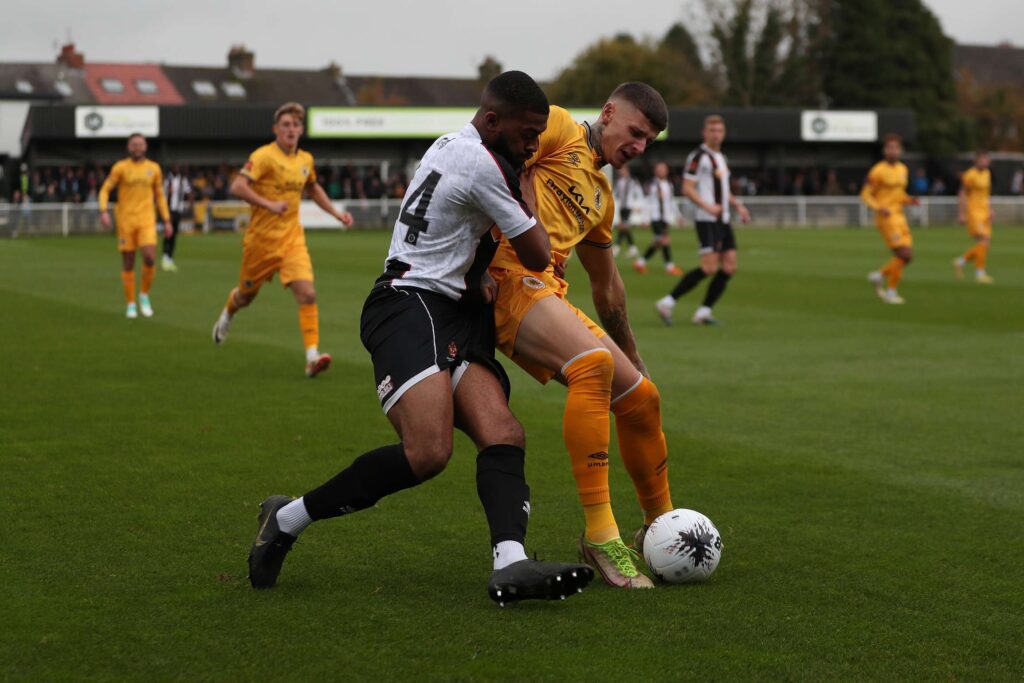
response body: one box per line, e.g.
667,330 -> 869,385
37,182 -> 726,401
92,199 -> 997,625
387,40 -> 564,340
695,305 -> 712,319
665,262 -> 676,271
493,540 -> 528,570
658,295 -> 675,308
886,288 -> 898,297
276,497 -> 313,536
634,258 -> 646,267
955,257 -> 966,266
305,346 -> 319,363
977,269 -> 987,276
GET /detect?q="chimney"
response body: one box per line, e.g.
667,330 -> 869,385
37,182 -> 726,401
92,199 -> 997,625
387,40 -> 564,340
57,43 -> 85,69
228,45 -> 255,78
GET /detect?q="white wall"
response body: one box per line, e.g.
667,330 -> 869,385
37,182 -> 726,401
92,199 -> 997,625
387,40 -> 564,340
0,102 -> 31,157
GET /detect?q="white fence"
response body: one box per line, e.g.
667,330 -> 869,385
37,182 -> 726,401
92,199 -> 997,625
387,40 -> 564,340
2,197 -> 1024,238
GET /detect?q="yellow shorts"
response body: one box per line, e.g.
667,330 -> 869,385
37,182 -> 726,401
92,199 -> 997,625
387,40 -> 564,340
876,215 -> 913,249
491,266 -> 605,384
238,243 -> 313,295
117,224 -> 157,252
966,213 -> 991,238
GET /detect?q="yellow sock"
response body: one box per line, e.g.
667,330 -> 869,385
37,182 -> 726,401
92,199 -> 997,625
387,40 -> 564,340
140,263 -> 155,294
561,349 -> 617,542
298,303 -> 319,351
612,377 -> 673,525
225,288 -> 240,316
886,259 -> 905,290
120,271 -> 135,304
961,244 -> 979,263
976,243 -> 988,270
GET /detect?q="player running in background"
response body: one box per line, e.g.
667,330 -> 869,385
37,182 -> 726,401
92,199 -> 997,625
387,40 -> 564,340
98,133 -> 170,319
861,134 -> 919,305
633,162 -> 682,276
656,115 -> 749,326
954,150 -> 995,284
247,72 -> 593,605
211,102 -> 353,378
161,164 -> 191,272
489,83 -> 673,589
612,165 -> 641,258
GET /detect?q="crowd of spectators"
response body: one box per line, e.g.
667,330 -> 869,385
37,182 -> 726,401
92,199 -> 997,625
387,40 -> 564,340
6,162 -> 409,206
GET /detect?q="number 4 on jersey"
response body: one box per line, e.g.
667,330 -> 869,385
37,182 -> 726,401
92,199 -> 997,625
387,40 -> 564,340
399,171 -> 442,245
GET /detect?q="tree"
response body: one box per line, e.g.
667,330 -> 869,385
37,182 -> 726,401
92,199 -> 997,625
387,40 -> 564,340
822,0 -> 968,153
703,0 -> 826,107
547,33 -> 712,107
956,69 -> 1024,152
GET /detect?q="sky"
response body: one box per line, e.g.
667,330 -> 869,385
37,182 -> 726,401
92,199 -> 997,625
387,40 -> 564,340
3,0 -> 1022,79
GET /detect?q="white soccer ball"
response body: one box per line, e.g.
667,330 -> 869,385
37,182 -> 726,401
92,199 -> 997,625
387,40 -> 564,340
643,509 -> 723,584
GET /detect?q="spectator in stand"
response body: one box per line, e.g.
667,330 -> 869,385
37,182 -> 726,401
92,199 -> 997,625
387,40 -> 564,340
823,169 -> 842,196
1011,168 -> 1023,195
931,177 -> 947,196
911,168 -> 930,196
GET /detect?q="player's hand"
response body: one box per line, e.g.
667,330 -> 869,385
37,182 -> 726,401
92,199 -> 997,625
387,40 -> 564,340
265,200 -> 288,215
337,211 -> 354,228
519,167 -> 539,215
737,204 -> 751,223
878,207 -> 891,218
162,223 -> 172,238
99,211 -> 111,229
706,204 -> 723,218
479,272 -> 497,305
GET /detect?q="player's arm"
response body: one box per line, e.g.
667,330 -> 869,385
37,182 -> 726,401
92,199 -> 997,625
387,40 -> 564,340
728,192 -> 750,223
153,168 -> 171,232
576,239 -> 648,378
682,178 -> 721,218
473,152 -> 550,271
957,175 -> 968,223
230,174 -> 286,215
97,165 -> 120,228
306,181 -> 354,228
859,174 -> 887,216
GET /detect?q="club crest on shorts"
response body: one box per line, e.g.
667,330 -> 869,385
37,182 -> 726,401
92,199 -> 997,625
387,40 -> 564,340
447,340 -> 458,361
522,276 -> 545,290
377,374 -> 394,400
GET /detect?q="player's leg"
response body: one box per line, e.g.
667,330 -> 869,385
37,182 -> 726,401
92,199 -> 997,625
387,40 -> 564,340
882,245 -> 913,304
597,334 -> 673,547
453,362 -> 594,602
634,222 -> 665,273
161,212 -> 180,271
288,279 -> 330,377
656,245 -> 718,325
120,246 -> 138,318
972,233 -> 993,283
212,249 -> 270,344
137,242 -> 157,317
694,244 -> 736,325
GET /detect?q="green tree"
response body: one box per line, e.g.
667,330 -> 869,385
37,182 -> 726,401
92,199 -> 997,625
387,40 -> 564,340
822,0 -> 967,152
547,33 -> 711,106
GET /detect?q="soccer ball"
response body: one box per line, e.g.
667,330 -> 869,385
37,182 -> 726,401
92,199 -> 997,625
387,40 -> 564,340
643,509 -> 723,584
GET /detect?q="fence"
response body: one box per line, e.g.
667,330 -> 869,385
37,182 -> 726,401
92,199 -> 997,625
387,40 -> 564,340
2,197 -> 1024,238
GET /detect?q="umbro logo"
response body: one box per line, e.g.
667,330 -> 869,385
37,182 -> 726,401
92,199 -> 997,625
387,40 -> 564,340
587,452 -> 609,468
522,501 -> 531,516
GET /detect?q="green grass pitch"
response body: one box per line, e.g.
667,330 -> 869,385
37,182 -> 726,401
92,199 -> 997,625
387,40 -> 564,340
2,226 -> 1022,680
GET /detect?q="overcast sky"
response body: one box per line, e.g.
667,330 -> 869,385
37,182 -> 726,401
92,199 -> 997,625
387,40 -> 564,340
3,0 -> 1022,79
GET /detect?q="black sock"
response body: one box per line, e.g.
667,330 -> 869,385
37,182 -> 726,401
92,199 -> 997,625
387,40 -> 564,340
623,230 -> 634,246
670,268 -> 708,299
702,270 -> 733,308
662,245 -> 672,263
302,444 -> 420,521
476,445 -> 530,546
643,243 -> 659,260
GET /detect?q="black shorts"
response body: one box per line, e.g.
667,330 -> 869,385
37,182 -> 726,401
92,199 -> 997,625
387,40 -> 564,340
360,284 -> 509,414
695,221 -> 737,254
619,207 -> 633,224
651,220 -> 668,236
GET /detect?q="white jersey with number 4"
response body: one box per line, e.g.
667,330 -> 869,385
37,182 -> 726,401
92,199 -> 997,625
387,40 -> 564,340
382,123 -> 536,300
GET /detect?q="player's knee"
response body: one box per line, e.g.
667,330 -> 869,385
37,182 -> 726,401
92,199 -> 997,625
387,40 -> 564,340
700,263 -> 717,276
489,417 -> 525,449
564,348 -> 614,385
236,290 -> 256,307
297,289 -> 316,305
405,440 -> 453,480
722,263 -> 737,275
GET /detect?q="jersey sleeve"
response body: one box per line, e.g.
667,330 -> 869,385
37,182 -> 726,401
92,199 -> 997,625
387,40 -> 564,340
860,165 -> 881,209
581,206 -> 613,248
152,165 -> 171,222
470,148 -> 536,239
683,151 -> 702,181
526,106 -> 577,169
98,162 -> 122,211
240,148 -> 269,183
304,153 -> 318,187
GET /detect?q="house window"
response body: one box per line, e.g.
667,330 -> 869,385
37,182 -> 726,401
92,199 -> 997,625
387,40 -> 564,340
15,79 -> 33,94
100,78 -> 124,93
136,79 -> 158,94
192,80 -> 216,96
54,80 -> 73,97
222,82 -> 246,98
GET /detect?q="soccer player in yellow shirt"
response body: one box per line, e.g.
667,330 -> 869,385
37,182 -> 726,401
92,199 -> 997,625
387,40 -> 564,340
211,102 -> 353,378
954,150 -> 994,284
489,83 -> 674,589
98,133 -> 170,319
861,134 -> 920,305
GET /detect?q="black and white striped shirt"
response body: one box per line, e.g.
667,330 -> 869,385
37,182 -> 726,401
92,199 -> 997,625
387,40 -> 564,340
684,144 -> 731,223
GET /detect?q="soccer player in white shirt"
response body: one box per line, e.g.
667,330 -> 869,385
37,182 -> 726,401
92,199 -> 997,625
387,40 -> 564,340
247,72 -> 594,606
633,162 -> 683,275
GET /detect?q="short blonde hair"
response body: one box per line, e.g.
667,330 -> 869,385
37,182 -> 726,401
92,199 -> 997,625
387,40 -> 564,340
704,114 -> 725,128
274,102 -> 305,124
